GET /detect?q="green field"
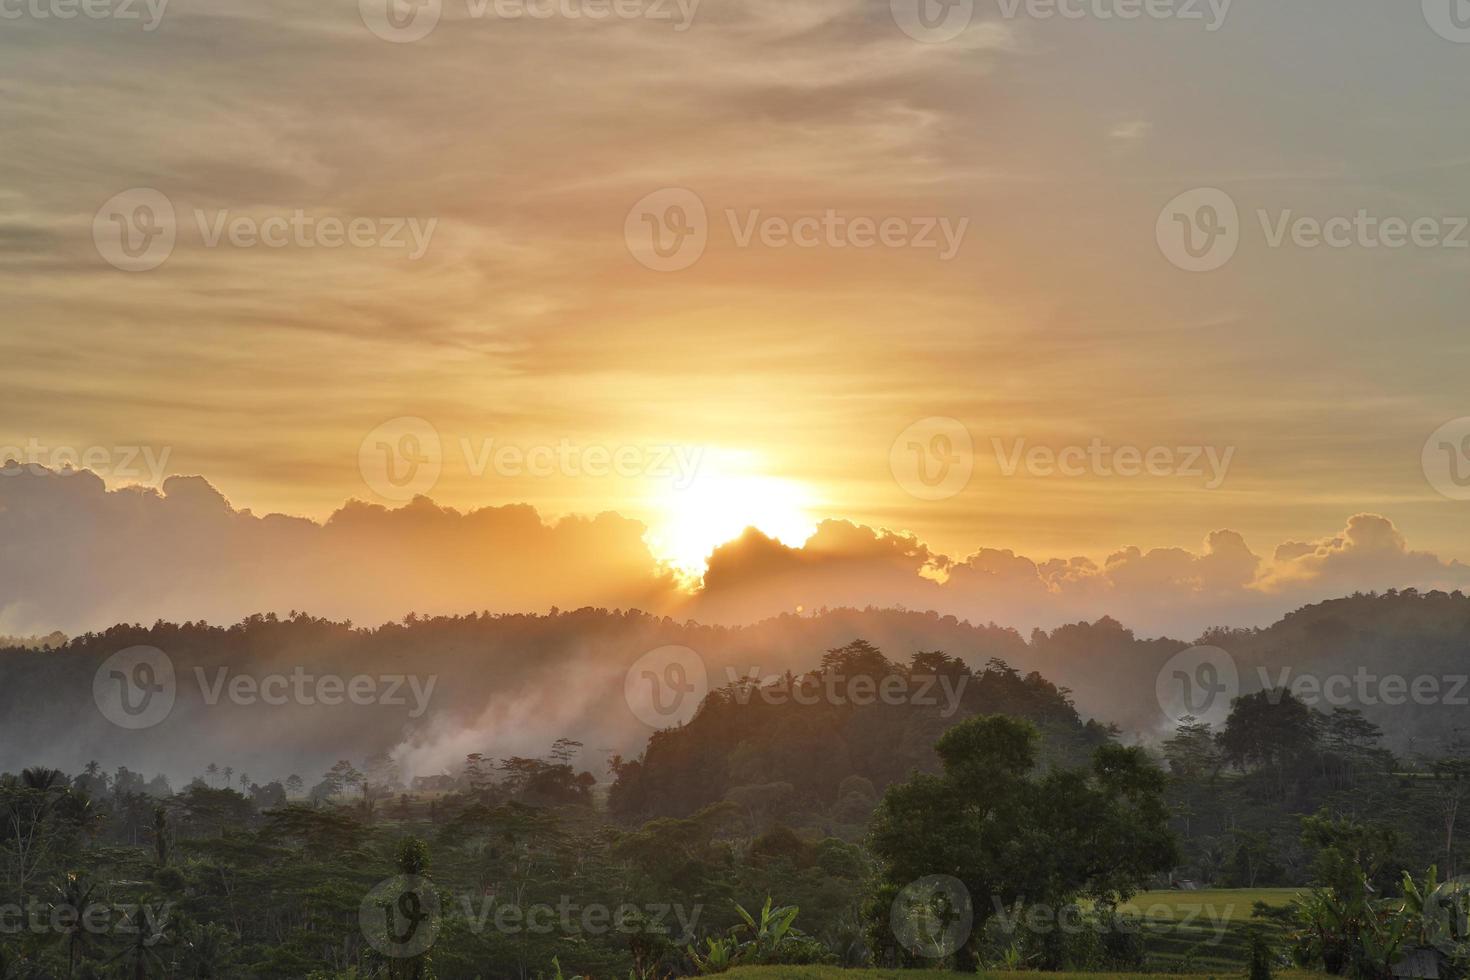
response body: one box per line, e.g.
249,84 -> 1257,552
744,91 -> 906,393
1116,888 -> 1304,922
1109,888 -> 1301,972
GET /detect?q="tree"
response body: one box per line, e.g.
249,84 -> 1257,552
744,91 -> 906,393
549,738 -> 582,766
151,805 -> 170,867
1301,810 -> 1400,901
1162,716 -> 1223,781
383,838 -> 436,980
1219,691 -> 1318,793
1,767 -> 71,895
321,761 -> 363,800
867,715 -> 1177,971
54,872 -> 99,978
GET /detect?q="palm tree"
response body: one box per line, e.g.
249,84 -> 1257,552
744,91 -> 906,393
107,898 -> 171,980
205,763 -> 219,787
20,767 -> 65,791
53,872 -> 99,978
222,767 -> 233,789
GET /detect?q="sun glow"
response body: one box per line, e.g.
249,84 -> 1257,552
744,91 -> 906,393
647,457 -> 817,582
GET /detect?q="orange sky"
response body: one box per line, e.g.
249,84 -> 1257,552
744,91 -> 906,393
3,0 -> 1470,601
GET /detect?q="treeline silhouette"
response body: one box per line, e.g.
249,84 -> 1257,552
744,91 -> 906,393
4,591 -> 1470,784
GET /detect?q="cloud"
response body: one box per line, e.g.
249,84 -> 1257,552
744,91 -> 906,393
1260,513 -> 1470,595
0,466 -> 678,635
3,464 -> 1468,640
690,512 -> 1470,637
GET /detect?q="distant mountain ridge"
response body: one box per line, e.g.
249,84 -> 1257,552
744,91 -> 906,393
2,590 -> 1466,786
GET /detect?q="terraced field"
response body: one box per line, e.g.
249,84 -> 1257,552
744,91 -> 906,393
1114,888 -> 1302,972
722,890 -> 1304,978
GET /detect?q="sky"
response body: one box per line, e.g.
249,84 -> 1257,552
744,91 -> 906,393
3,0 -> 1470,637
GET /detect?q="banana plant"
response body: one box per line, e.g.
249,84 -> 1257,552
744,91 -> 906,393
733,896 -> 802,961
689,936 -> 737,975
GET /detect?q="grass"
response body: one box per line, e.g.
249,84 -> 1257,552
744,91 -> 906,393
1116,889 -> 1304,922
723,971 -> 1329,979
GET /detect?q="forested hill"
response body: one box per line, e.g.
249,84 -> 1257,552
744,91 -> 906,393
607,640 -> 1114,826
0,607 -> 1032,784
3,590 -> 1468,784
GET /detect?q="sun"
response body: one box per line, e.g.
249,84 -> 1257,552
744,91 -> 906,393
646,460 -> 817,582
